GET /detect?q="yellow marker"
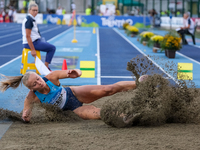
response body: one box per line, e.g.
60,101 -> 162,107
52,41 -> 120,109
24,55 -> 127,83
93,28 -> 96,34
73,19 -> 77,26
56,18 -> 61,25
62,19 -> 66,25
80,61 -> 95,78
177,63 -> 193,80
71,39 -> 78,43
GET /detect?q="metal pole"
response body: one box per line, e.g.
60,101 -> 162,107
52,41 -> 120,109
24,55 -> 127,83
198,0 -> 200,18
167,0 -> 169,16
122,0 -> 124,15
143,0 -> 148,29
91,0 -> 94,15
46,0 -> 48,13
117,0 -> 119,9
5,0 -> 7,9
84,0 -> 86,14
190,0 -> 192,17
160,0 -> 162,16
131,0 -> 132,13
143,1 -> 146,29
182,0 -> 185,16
139,0 -> 141,14
70,0 -> 72,12
142,5 -> 144,15
145,0 -> 147,14
175,0 -> 177,16
153,0 -> 155,10
17,0 -> 19,10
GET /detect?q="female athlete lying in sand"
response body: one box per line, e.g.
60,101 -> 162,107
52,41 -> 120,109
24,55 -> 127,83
0,69 -> 147,125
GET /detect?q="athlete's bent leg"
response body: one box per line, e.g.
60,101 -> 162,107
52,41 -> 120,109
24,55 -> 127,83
73,105 -> 101,120
70,81 -> 136,104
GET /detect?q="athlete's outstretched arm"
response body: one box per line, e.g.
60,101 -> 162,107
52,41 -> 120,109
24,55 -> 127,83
22,91 -> 40,122
46,69 -> 82,85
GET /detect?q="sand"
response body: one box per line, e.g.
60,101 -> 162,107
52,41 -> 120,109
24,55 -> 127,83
0,96 -> 200,150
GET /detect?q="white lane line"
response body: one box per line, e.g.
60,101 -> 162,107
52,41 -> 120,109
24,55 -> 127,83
0,27 -> 71,68
113,28 -> 179,85
40,26 -> 62,34
101,76 -> 134,78
0,55 -> 23,69
0,24 -> 21,28
0,31 -> 21,39
190,44 -> 200,48
0,26 -> 20,30
0,25 -> 21,29
179,45 -> 200,65
0,121 -> 12,140
0,55 -> 20,57
101,76 -> 171,79
176,51 -> 200,65
38,25 -> 48,28
0,28 -> 20,33
0,26 -> 50,39
96,28 -> 101,85
47,26 -> 73,42
0,39 -> 22,48
0,26 -> 63,48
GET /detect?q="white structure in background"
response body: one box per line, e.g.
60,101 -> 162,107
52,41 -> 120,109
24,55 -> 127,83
56,6 -> 62,15
71,2 -> 76,11
138,0 -> 185,14
0,0 -> 4,10
17,0 -> 91,14
169,1 -> 183,11
100,4 -> 115,16
161,17 -> 184,28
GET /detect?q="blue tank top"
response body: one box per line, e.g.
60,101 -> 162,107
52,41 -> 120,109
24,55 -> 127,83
34,77 -> 68,109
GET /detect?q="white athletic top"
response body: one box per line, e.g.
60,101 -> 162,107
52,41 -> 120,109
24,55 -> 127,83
22,14 -> 41,44
183,17 -> 195,34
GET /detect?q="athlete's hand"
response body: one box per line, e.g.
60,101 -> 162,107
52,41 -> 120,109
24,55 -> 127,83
67,69 -> 82,78
31,50 -> 37,58
22,109 -> 31,122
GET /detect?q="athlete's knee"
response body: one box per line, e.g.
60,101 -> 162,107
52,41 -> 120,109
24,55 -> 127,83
51,45 -> 56,52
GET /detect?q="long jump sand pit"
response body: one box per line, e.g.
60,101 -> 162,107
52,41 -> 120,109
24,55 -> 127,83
0,90 -> 200,150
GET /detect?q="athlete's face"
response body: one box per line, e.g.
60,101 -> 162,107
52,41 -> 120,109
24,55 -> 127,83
27,73 -> 46,91
29,6 -> 38,17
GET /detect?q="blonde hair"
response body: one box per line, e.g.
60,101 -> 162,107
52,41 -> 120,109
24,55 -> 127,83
28,0 -> 38,10
0,71 -> 36,92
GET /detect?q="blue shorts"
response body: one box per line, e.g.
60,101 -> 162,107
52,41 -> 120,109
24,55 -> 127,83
23,38 -> 56,64
63,87 -> 83,111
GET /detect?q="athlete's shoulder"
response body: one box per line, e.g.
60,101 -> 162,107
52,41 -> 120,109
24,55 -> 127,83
26,15 -> 35,22
45,72 -> 60,86
26,90 -> 39,102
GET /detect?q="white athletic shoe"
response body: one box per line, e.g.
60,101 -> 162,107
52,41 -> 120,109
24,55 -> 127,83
138,75 -> 149,83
